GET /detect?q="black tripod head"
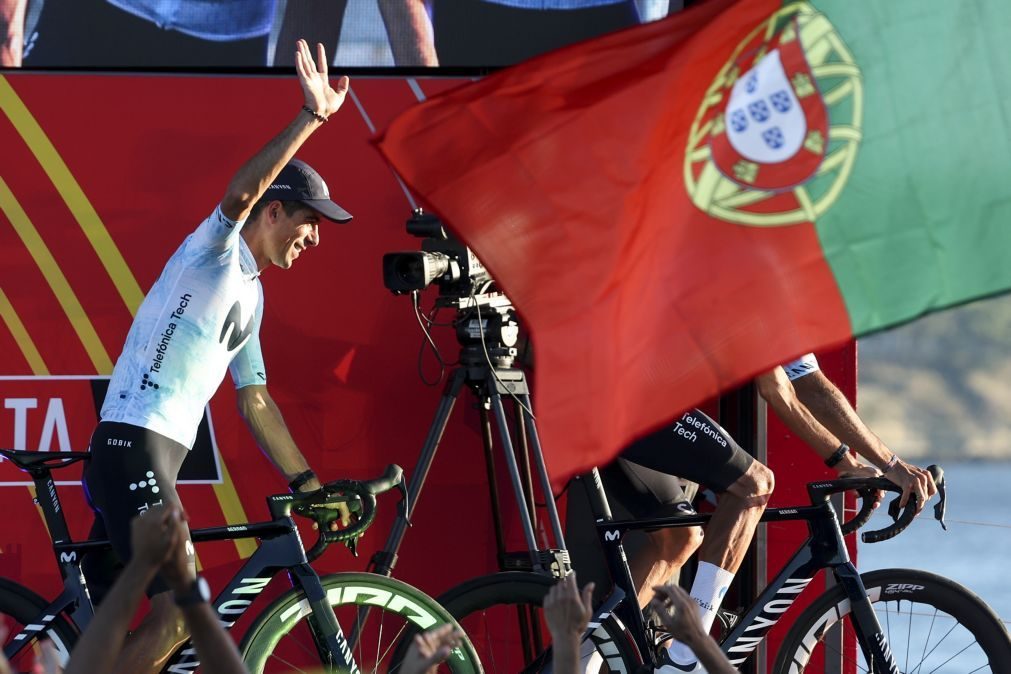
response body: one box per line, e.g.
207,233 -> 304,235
440,291 -> 520,369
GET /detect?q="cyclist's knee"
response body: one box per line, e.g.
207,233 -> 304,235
657,524 -> 703,560
727,462 -> 775,502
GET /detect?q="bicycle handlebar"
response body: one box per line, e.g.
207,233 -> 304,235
822,464 -> 946,543
267,464 -> 405,562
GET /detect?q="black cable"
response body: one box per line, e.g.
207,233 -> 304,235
413,290 -> 446,386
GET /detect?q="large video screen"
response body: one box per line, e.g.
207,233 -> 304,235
4,0 -> 686,70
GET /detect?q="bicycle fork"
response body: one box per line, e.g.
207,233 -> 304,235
289,565 -> 361,674
832,563 -> 900,674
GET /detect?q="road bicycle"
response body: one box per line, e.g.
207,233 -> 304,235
0,447 -> 483,673
437,464 -> 1011,672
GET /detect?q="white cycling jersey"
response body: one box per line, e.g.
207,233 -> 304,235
101,206 -> 266,449
782,353 -> 819,381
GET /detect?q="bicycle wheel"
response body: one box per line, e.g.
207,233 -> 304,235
0,579 -> 79,671
435,572 -> 641,673
239,571 -> 482,673
773,568 -> 1011,673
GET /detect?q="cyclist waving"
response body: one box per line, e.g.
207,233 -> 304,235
81,39 -> 351,674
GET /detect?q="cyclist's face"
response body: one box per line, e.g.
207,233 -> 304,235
271,205 -> 321,270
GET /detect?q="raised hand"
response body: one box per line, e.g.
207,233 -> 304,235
294,39 -> 349,120
651,584 -> 705,644
0,623 -> 12,674
400,623 -> 464,674
130,503 -> 183,570
159,506 -> 197,593
543,573 -> 594,641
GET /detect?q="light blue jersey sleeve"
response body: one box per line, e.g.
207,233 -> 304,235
190,205 -> 247,256
782,353 -> 820,381
229,282 -> 266,388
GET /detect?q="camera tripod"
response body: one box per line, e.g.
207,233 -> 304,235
368,308 -> 569,580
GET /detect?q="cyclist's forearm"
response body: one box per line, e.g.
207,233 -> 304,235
237,384 -> 315,483
756,369 -> 842,460
178,602 -> 248,674
791,371 -> 893,469
220,112 -> 322,222
64,560 -> 157,674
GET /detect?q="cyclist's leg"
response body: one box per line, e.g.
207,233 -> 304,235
83,421 -> 194,674
605,459 -> 703,608
621,409 -> 773,669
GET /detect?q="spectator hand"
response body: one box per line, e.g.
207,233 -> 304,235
0,623 -> 62,674
158,506 -> 196,593
400,623 -> 463,674
543,573 -> 594,642
294,38 -> 349,119
130,503 -> 183,570
650,584 -> 706,646
30,638 -> 61,674
0,623 -> 11,674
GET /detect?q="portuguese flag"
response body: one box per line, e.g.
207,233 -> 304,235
376,0 -> 1011,482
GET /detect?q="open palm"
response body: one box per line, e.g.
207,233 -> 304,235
295,39 -> 349,119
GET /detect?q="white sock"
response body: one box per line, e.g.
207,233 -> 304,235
578,637 -> 603,673
667,562 -> 735,665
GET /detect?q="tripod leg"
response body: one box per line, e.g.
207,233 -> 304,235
519,393 -> 568,551
370,367 -> 468,577
479,402 -> 509,561
514,405 -> 539,532
488,389 -> 543,570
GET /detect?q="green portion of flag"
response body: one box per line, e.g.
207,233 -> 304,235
811,0 -> 1011,334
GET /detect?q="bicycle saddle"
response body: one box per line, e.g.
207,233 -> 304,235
0,448 -> 91,471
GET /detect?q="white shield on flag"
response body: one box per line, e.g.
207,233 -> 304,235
725,49 -> 807,164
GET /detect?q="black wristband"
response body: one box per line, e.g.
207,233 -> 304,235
824,443 -> 850,468
174,576 -> 210,607
302,105 -> 328,123
288,469 -> 317,492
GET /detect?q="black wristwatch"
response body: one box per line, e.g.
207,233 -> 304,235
174,576 -> 211,607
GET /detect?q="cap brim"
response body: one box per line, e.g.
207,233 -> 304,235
302,199 -> 353,224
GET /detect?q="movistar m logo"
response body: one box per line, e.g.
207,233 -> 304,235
219,301 -> 254,352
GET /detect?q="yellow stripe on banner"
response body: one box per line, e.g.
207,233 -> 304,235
0,77 -> 253,559
0,286 -> 49,374
214,457 -> 257,559
0,178 -> 113,373
0,288 -> 54,540
0,75 -> 144,314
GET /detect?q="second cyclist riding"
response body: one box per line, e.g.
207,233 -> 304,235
439,465 -> 1011,673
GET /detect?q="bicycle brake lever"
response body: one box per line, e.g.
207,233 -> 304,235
887,494 -> 902,522
396,479 -> 412,528
933,478 -> 947,531
346,536 -> 360,557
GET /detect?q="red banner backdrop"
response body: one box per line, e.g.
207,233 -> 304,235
0,73 -> 538,608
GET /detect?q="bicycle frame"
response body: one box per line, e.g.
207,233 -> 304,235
3,460 -> 360,674
583,470 -> 900,672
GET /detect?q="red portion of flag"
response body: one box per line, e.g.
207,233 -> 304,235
376,0 -> 852,484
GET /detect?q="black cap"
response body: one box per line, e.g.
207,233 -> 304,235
261,159 -> 352,223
